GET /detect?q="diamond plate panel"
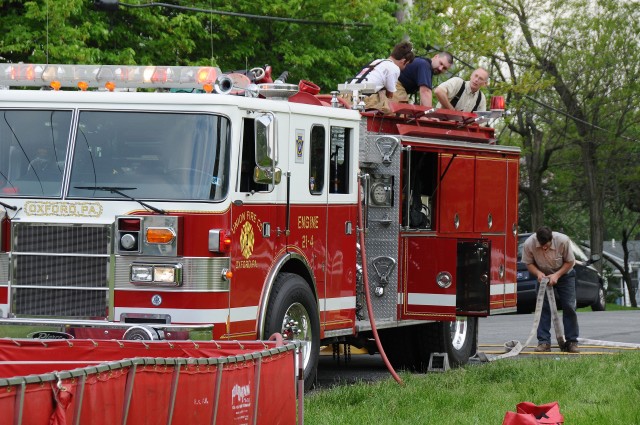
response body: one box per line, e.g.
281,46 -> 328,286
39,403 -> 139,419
360,132 -> 402,322
0,253 -> 7,284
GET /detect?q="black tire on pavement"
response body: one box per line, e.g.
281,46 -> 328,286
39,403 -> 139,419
263,272 -> 320,392
591,284 -> 607,311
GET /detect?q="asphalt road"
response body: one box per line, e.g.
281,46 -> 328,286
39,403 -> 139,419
479,309 -> 640,345
314,310 -> 640,390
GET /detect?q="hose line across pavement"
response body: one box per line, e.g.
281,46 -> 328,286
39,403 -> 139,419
474,278 -> 640,362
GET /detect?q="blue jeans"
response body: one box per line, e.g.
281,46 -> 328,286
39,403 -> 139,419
537,270 -> 579,344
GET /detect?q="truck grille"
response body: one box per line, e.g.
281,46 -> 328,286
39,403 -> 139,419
11,223 -> 110,319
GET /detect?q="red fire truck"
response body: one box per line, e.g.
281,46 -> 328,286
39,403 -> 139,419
0,63 -> 519,390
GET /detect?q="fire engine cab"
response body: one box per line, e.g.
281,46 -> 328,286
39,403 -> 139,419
0,63 -> 519,390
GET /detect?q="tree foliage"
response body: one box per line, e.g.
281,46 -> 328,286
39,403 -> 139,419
0,0 -> 412,90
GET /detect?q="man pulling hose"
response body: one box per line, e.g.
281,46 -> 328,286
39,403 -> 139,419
521,226 -> 580,353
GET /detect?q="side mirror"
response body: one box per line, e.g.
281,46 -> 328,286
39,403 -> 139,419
255,114 -> 277,167
587,253 -> 601,265
254,166 -> 282,185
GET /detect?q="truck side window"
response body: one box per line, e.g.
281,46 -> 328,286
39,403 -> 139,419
309,126 -> 325,195
239,118 -> 270,193
330,126 -> 351,194
402,150 -> 438,229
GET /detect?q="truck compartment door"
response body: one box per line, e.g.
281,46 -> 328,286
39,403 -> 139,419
400,237 -> 490,321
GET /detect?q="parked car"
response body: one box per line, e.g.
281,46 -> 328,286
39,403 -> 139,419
516,233 -> 607,313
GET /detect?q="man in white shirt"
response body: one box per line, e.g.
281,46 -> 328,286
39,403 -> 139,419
434,67 -> 489,113
345,41 -> 415,114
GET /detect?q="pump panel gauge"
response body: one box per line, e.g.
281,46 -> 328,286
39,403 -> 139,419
368,174 -> 393,207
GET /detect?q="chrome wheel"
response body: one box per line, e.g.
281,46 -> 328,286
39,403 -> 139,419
264,273 -> 320,391
281,302 -> 313,367
449,319 -> 468,351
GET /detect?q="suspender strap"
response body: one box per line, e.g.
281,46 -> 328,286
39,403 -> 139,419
350,59 -> 389,83
473,91 -> 483,112
450,80 -> 484,112
450,81 -> 466,107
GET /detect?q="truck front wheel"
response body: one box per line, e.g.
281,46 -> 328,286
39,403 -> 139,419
263,273 -> 320,391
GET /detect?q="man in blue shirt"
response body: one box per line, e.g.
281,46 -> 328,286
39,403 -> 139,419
392,52 -> 453,108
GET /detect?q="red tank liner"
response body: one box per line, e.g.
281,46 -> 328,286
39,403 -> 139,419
0,338 -> 299,425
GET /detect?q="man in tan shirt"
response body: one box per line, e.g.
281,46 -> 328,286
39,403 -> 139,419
521,226 -> 579,353
434,67 -> 488,113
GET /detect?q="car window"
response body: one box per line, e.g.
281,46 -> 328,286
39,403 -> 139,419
517,234 -> 529,261
517,242 -> 523,261
570,239 -> 588,262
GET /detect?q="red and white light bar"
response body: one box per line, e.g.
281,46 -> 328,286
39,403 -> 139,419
0,63 -> 225,91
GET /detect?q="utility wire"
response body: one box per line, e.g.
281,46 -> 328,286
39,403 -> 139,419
523,95 -> 638,143
118,2 -> 372,27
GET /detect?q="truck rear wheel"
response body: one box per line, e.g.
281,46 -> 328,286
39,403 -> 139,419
416,317 -> 477,370
263,273 -> 320,391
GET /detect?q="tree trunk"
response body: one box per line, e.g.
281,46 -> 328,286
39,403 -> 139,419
395,0 -> 413,22
527,178 -> 544,231
622,229 -> 638,307
520,116 -> 547,231
581,140 -> 605,275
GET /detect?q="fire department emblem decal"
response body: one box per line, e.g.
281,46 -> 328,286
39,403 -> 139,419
239,222 -> 255,259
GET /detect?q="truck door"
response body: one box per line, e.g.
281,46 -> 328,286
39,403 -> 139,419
289,123 -> 328,325
324,125 -> 357,334
400,237 -> 490,320
475,156 -> 508,309
229,114 -> 286,339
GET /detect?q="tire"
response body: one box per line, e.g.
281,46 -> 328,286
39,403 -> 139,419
416,317 -> 477,369
263,273 -> 320,392
378,326 -> 420,371
591,284 -> 607,311
517,303 -> 535,314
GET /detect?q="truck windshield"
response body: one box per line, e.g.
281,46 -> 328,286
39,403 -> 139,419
68,111 -> 231,201
0,109 -> 72,197
1,110 -> 231,201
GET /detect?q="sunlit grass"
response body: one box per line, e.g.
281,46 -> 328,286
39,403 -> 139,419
0,325 -> 57,338
305,352 -> 640,424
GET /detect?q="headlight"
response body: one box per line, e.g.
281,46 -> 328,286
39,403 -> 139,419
154,265 -> 177,283
131,263 -> 183,286
516,270 -> 530,280
131,265 -> 153,282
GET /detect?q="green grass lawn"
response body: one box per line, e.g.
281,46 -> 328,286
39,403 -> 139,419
577,303 -> 639,312
305,352 -> 640,424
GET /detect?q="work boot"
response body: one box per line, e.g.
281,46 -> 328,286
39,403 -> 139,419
534,343 -> 551,352
564,342 -> 580,354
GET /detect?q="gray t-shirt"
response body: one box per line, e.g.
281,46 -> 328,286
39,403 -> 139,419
521,232 -> 575,274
